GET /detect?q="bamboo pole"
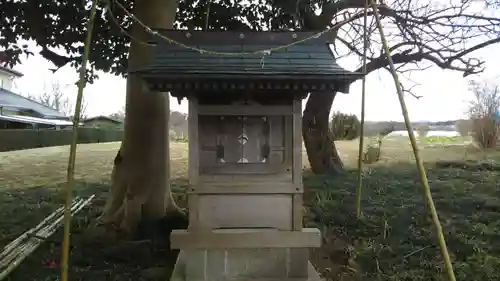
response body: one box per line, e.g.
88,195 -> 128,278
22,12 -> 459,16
370,1 -> 457,280
0,198 -> 89,268
0,196 -> 94,281
0,198 -> 87,270
355,0 -> 370,219
0,197 -> 81,259
60,1 -> 99,280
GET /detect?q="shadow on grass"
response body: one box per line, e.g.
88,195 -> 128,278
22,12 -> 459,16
305,161 -> 500,280
0,181 -> 189,281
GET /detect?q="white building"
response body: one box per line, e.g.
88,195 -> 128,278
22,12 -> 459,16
0,60 -> 72,128
0,64 -> 23,91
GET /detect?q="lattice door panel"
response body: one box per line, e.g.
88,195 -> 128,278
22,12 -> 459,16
215,116 -> 270,164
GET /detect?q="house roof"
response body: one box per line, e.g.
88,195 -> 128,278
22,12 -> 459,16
0,114 -> 73,126
84,115 -> 123,124
0,88 -> 67,119
132,30 -> 363,97
0,65 -> 23,77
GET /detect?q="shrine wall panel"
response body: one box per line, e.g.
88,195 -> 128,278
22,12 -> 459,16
197,194 -> 293,230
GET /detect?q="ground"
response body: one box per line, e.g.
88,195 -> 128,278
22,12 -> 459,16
1,138 -> 500,280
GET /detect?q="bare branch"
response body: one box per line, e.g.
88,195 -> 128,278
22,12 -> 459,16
323,0 -> 500,89
29,79 -> 87,119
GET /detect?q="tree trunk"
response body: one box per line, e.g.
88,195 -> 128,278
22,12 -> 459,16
96,0 -> 183,238
302,92 -> 344,174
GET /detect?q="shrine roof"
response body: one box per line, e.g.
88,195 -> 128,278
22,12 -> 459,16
132,30 -> 363,94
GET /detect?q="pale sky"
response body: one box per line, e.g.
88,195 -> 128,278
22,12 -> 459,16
11,40 -> 500,122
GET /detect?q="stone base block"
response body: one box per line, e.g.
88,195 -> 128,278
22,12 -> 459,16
171,228 -> 321,249
170,249 -> 317,281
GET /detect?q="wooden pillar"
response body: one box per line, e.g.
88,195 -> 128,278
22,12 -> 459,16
188,98 -> 200,230
292,99 -> 303,231
289,98 -> 308,279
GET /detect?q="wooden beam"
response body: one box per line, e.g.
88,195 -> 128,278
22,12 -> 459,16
200,163 -> 291,175
198,105 -> 293,116
198,173 -> 292,183
171,228 -> 321,249
188,183 -> 302,194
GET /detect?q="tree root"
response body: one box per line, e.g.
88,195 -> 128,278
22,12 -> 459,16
92,212 -> 188,265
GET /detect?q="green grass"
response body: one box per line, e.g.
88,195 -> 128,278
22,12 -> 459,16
1,140 -> 500,280
425,136 -> 462,143
306,162 -> 500,280
0,181 -> 192,281
0,182 -> 112,281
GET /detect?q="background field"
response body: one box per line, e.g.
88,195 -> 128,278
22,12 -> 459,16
0,137 -> 484,188
1,137 -> 500,280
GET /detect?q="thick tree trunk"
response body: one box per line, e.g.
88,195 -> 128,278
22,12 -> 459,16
96,0 -> 183,238
302,92 -> 344,174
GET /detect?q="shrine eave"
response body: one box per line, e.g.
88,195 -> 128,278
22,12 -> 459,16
138,73 -> 359,96
131,30 -> 364,96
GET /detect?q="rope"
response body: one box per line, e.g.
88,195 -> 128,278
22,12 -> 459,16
59,0 -> 99,280
370,1 -> 457,280
355,0 -> 370,219
205,0 -> 211,31
106,1 -> 153,46
112,0 -> 365,56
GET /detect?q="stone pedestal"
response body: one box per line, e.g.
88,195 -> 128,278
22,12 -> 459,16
171,251 -> 324,281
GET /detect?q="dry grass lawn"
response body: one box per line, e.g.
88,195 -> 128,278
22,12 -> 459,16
0,137 -> 491,189
0,137 -> 492,188
0,142 -> 189,189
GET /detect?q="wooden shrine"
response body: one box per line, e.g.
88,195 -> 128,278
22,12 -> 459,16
134,30 -> 362,281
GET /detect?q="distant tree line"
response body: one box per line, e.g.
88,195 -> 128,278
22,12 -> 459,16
169,111 -> 188,141
108,108 -> 188,141
329,112 -> 470,140
105,108 -> 475,143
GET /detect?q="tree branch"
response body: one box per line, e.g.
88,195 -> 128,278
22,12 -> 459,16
39,47 -> 75,73
355,50 -> 478,77
300,0 -> 367,30
446,37 -> 500,64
